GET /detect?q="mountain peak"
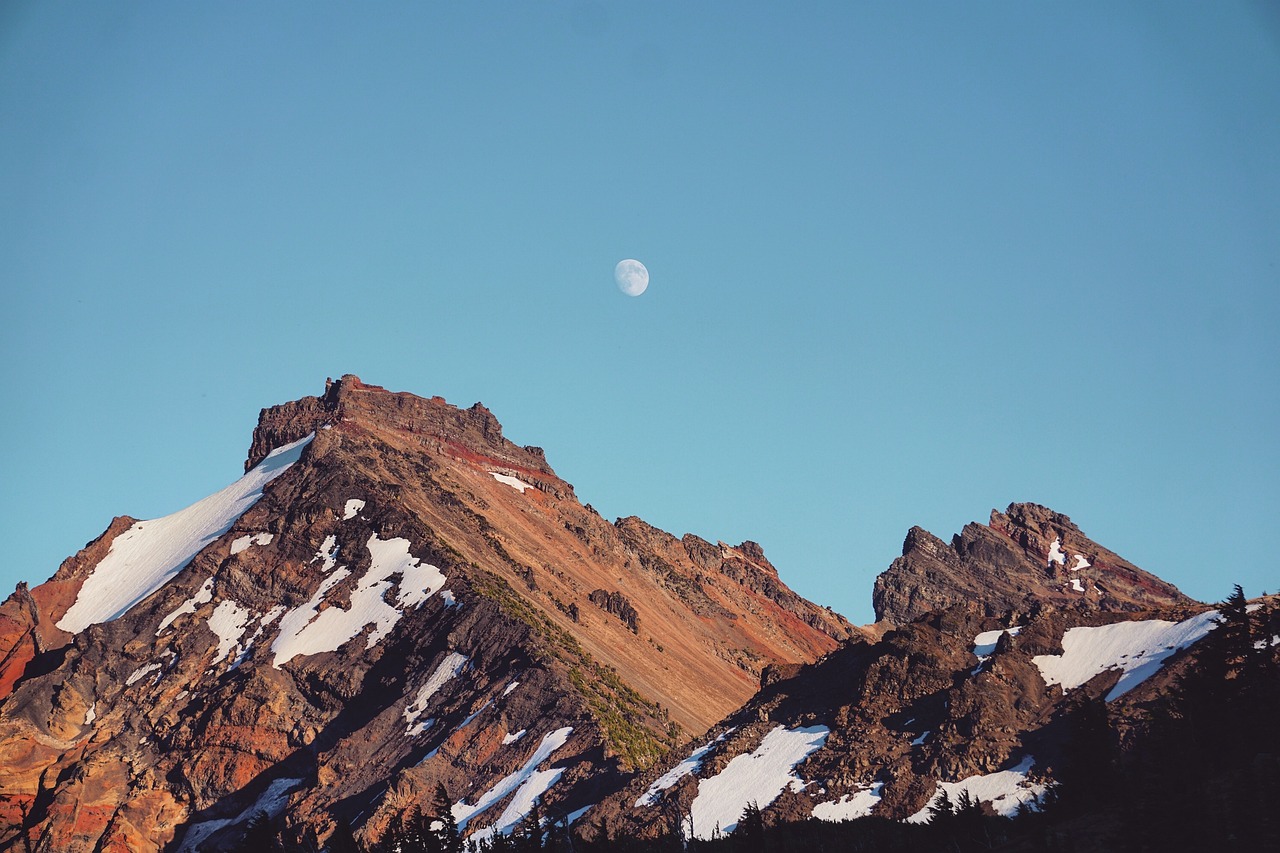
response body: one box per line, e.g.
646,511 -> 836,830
872,501 -> 1195,624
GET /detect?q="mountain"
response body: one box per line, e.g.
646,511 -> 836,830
871,502 -> 1194,625
0,376 -> 853,852
589,509 -> 1279,847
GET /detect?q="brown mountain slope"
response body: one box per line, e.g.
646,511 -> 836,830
0,376 -> 852,851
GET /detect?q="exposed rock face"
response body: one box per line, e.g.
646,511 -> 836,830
0,376 -> 852,852
593,595 -> 1230,841
872,502 -> 1195,625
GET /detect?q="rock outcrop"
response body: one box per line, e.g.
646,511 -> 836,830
872,502 -> 1194,625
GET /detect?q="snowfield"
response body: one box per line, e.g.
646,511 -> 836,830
812,782 -> 884,822
57,435 -> 313,633
636,728 -> 737,807
906,756 -> 1044,822
271,533 -> 448,667
1032,610 -> 1221,701
453,727 -> 574,836
687,725 -> 829,839
405,652 -> 470,735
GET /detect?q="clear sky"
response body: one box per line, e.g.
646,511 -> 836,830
2,2 -> 1277,624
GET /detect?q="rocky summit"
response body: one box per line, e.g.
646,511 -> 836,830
0,377 -> 851,851
0,376 -> 1270,853
872,502 -> 1193,626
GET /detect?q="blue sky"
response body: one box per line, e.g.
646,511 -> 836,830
2,2 -> 1277,624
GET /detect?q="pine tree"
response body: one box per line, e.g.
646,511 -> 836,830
515,800 -> 543,852
735,801 -> 765,840
927,788 -> 954,824
428,783 -> 463,853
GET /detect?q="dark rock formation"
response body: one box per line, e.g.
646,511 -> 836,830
872,502 -> 1195,625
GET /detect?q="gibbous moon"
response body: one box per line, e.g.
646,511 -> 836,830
614,259 -> 649,296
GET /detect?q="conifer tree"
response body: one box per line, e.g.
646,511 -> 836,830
428,783 -> 463,853
735,800 -> 765,840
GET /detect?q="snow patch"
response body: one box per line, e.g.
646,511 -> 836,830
1033,610 -> 1221,701
911,731 -> 929,746
176,777 -> 303,853
441,589 -> 459,608
812,782 -> 884,822
157,576 -> 215,634
972,626 -> 1021,674
491,472 -> 534,493
230,532 -> 273,555
906,756 -> 1044,822
126,662 -> 162,687
207,599 -> 253,663
57,435 -> 312,634
503,681 -> 520,696
271,533 -> 447,667
503,729 -> 526,745
343,499 -> 365,520
231,606 -> 284,669
973,626 -> 1022,660
1071,578 -> 1085,593
452,727 -> 573,834
84,703 -> 96,726
405,652 -> 470,735
1047,538 -> 1066,566
1071,554 -> 1090,571
687,725 -> 829,839
566,805 -> 594,825
636,728 -> 737,807
312,535 -> 339,572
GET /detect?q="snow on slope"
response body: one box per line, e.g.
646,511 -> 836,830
490,472 -> 534,493
271,533 -> 448,666
453,727 -> 574,834
57,435 -> 314,633
1032,610 -> 1221,701
405,652 -> 469,735
812,782 -> 883,822
688,725 -> 829,839
636,727 -> 737,807
906,756 -> 1044,822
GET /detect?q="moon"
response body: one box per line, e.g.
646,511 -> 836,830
614,259 -> 649,297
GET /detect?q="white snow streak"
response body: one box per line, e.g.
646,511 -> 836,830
1071,578 -> 1085,593
126,662 -> 162,686
312,535 -> 339,572
452,727 -> 574,834
1032,610 -> 1221,701
1047,538 -> 1066,566
491,472 -> 534,493
84,702 -> 97,726
1071,554 -> 1091,571
636,728 -> 737,807
343,499 -> 365,520
271,533 -> 447,667
176,777 -> 303,852
58,435 -> 313,633
503,730 -> 526,745
157,576 -> 215,634
207,599 -> 252,663
230,532 -> 273,555
812,782 -> 884,822
906,756 -> 1044,822
687,725 -> 829,839
405,652 -> 470,735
